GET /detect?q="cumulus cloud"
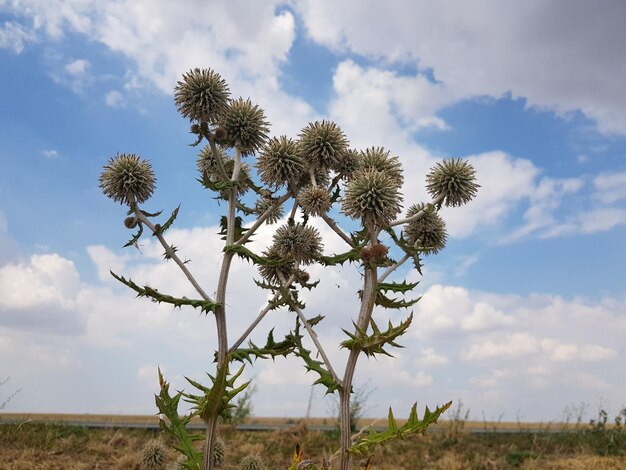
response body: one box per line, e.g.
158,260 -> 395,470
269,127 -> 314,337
0,20 -> 37,53
104,90 -> 124,107
297,0 -> 626,135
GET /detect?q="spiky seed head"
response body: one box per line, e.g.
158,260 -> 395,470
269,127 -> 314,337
298,186 -> 331,217
335,148 -> 361,179
197,145 -> 230,178
358,147 -> 404,187
298,120 -> 349,170
272,222 -> 323,265
240,454 -> 264,470
258,246 -> 295,284
360,246 -> 372,262
405,203 -> 447,254
140,439 -> 167,470
124,216 -> 139,229
212,437 -> 225,467
172,454 -> 187,469
294,269 -> 310,284
256,136 -> 305,188
100,153 -> 156,206
254,197 -> 284,225
426,158 -> 479,207
174,68 -> 230,123
342,169 -> 403,228
221,98 -> 270,156
214,127 -> 228,144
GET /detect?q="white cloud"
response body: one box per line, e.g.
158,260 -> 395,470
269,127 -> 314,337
64,58 -> 89,75
298,0 -> 626,135
415,347 -> 449,368
104,90 -> 124,107
42,149 -> 59,158
0,20 -> 36,53
593,172 -> 626,204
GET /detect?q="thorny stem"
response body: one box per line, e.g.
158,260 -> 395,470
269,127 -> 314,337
339,225 -> 379,470
205,130 -> 230,182
321,213 -> 353,246
276,272 -> 342,387
378,253 -> 411,283
390,193 -> 445,227
130,200 -> 214,303
204,146 -> 242,470
228,273 -> 297,352
234,192 -> 291,246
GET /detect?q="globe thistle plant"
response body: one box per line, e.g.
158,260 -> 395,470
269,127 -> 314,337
174,68 -> 230,124
342,168 -> 403,228
335,148 -> 360,179
257,246 -> 295,284
405,203 -> 447,254
298,186 -> 331,217
254,197 -> 284,224
99,153 -> 156,206
256,136 -> 305,188
196,145 -> 230,177
358,147 -> 404,187
212,437 -> 225,467
239,454 -> 264,470
426,158 -> 479,207
140,439 -> 167,470
298,120 -> 349,171
124,216 -> 139,229
272,222 -> 323,265
221,98 -> 270,156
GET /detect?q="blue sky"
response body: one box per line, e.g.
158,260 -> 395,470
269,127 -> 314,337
1,0 -> 625,422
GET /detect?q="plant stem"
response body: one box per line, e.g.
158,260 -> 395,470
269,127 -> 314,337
339,230 -> 379,470
390,193 -> 445,227
321,213 -> 353,246
234,192 -> 291,246
378,253 -> 411,283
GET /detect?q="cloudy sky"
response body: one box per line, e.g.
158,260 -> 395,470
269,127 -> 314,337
1,0 -> 625,423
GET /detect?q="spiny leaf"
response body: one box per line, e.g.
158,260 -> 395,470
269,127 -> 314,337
375,291 -> 421,309
219,215 -> 248,241
110,271 -> 219,314
348,401 -> 452,455
123,222 -> 143,248
155,368 -> 204,469
229,328 -> 298,364
223,244 -> 287,266
140,209 -> 163,218
377,280 -> 419,294
341,313 -> 413,357
153,205 -> 180,236
320,247 -> 361,266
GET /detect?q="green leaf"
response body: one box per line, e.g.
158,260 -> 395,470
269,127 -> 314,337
229,328 -> 298,364
375,291 -> 421,309
123,222 -> 144,248
377,280 -> 419,294
224,244 -> 288,266
340,313 -> 413,357
153,205 -> 180,236
155,369 -> 204,469
348,401 -> 452,455
110,271 -> 219,314
321,248 -> 361,266
140,209 -> 163,218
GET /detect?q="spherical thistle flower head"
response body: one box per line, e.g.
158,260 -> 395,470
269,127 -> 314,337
123,216 -> 139,229
221,98 -> 270,156
240,454 -> 264,470
99,153 -> 156,206
196,145 -> 229,178
254,197 -> 284,225
335,148 -> 361,179
256,136 -> 305,188
405,203 -> 447,254
272,222 -> 323,265
426,158 -> 479,207
342,169 -> 403,228
298,186 -> 331,217
174,68 -> 230,123
258,246 -> 295,284
298,120 -> 349,171
359,147 -> 404,187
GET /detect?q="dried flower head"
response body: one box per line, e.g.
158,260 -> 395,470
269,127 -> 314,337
124,216 -> 139,229
256,136 -> 305,188
298,120 -> 349,171
140,439 -> 167,470
174,68 -> 230,123
370,243 -> 389,262
99,153 -> 156,206
254,197 -> 284,225
298,186 -> 331,217
273,222 -> 323,265
258,246 -> 295,284
358,147 -> 403,187
405,203 -> 447,254
342,169 -> 403,228
426,158 -> 479,207
335,148 -> 361,179
240,454 -> 264,470
221,98 -> 270,156
213,437 -> 225,467
197,146 -> 250,196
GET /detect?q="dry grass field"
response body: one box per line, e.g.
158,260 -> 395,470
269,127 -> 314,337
1,413 -> 625,469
